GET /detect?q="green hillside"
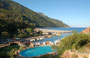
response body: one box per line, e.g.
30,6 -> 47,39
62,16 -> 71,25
0,0 -> 69,27
0,0 -> 69,38
38,12 -> 69,27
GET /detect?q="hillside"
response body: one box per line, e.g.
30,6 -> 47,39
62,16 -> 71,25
0,0 -> 41,38
0,0 -> 69,27
38,13 -> 69,27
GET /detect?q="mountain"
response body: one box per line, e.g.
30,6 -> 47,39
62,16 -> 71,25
0,0 -> 69,27
38,13 -> 69,27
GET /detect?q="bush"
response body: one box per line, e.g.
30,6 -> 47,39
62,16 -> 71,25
56,32 -> 90,57
0,52 -> 11,58
1,32 -> 9,38
0,45 -> 20,58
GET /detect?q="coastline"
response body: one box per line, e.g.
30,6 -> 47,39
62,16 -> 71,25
35,28 -> 72,33
0,28 -> 71,48
0,28 -> 73,58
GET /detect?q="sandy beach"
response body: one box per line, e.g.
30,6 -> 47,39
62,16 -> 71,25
35,28 -> 72,33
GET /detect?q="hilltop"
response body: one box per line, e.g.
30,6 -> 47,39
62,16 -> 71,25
38,12 -> 69,27
0,0 -> 69,27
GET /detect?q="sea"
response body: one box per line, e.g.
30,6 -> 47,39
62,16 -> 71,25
35,27 -> 86,43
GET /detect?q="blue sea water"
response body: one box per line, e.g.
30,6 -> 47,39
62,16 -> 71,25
36,27 -> 86,42
20,27 -> 86,57
43,27 -> 86,32
20,46 -> 55,57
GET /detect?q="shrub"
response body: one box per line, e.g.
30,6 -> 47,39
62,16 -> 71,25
57,32 -> 90,57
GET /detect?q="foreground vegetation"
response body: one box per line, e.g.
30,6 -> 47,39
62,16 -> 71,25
0,44 -> 20,58
56,32 -> 90,58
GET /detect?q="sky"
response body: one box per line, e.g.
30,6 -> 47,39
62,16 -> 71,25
13,0 -> 90,27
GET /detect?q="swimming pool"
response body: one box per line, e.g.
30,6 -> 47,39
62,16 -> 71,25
20,46 -> 55,57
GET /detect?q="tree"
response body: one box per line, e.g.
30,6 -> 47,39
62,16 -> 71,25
1,32 -> 9,38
